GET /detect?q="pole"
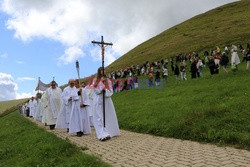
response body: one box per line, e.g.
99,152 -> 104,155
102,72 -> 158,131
76,60 -> 83,105
92,36 -> 113,127
101,36 -> 105,128
38,77 -> 40,94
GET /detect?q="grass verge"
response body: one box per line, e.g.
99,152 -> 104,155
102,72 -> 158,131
0,111 -> 110,167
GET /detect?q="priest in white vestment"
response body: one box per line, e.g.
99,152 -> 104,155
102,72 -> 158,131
34,97 -> 42,122
43,81 -> 62,130
28,97 -> 36,117
93,67 -> 120,141
56,79 -> 75,131
41,93 -> 48,125
68,80 -> 91,136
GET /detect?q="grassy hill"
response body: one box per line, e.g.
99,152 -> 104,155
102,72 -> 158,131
113,64 -> 250,150
0,99 -> 28,116
107,0 -> 250,72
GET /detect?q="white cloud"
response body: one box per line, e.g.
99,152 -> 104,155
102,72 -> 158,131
16,61 -> 24,64
17,77 -> 36,82
1,0 -> 237,66
0,72 -> 34,101
16,92 -> 33,99
0,53 -> 8,59
0,72 -> 18,101
57,46 -> 84,66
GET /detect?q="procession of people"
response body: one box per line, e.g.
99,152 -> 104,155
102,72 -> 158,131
20,67 -> 120,142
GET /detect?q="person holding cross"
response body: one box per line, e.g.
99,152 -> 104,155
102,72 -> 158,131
93,67 -> 120,141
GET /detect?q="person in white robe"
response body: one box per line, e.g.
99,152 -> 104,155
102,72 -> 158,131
68,80 -> 91,136
34,96 -> 41,121
43,81 -> 62,130
231,45 -> 241,70
28,97 -> 36,118
21,103 -> 26,115
93,67 -> 120,141
81,85 -> 92,134
24,102 -> 29,117
41,93 -> 48,125
56,79 -> 75,131
34,94 -> 45,122
85,80 -> 94,126
33,96 -> 39,119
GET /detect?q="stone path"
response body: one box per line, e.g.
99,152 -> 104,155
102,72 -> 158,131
27,118 -> 250,167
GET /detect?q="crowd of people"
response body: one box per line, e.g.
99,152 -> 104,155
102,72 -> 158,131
104,43 -> 250,91
19,43 -> 249,141
20,67 -> 120,141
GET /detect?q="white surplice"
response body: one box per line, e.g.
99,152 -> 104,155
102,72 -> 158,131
93,78 -> 120,140
56,86 -> 75,129
68,87 -> 91,134
34,99 -> 43,121
231,51 -> 241,65
86,84 -> 94,126
80,87 -> 91,134
28,99 -> 36,117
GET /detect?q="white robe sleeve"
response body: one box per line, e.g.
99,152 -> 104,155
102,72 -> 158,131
62,87 -> 70,105
82,89 -> 90,105
105,89 -> 113,97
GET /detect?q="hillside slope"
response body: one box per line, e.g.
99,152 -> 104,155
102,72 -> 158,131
107,0 -> 250,72
112,64 -> 250,149
0,99 -> 28,116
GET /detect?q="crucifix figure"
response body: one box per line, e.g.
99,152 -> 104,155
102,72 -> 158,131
92,36 -> 113,128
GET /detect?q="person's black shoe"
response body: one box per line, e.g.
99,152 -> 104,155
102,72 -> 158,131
49,125 -> 55,130
99,138 -> 106,141
99,136 -> 111,141
76,131 -> 83,137
67,128 -> 69,133
105,136 -> 111,140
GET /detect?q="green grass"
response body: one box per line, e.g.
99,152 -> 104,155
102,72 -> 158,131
107,0 -> 250,72
113,64 -> 250,150
0,99 -> 28,117
0,111 -> 110,167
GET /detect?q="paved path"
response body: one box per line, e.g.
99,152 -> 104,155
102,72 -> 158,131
27,118 -> 250,167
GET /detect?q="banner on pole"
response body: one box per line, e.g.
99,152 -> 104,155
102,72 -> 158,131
35,80 -> 50,91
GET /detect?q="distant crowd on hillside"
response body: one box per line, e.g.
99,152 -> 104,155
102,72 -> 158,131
104,43 -> 250,92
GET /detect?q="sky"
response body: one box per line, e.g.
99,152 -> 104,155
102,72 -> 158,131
0,0 -> 237,101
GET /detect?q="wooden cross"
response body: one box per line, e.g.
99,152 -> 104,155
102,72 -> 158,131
92,36 -> 113,127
